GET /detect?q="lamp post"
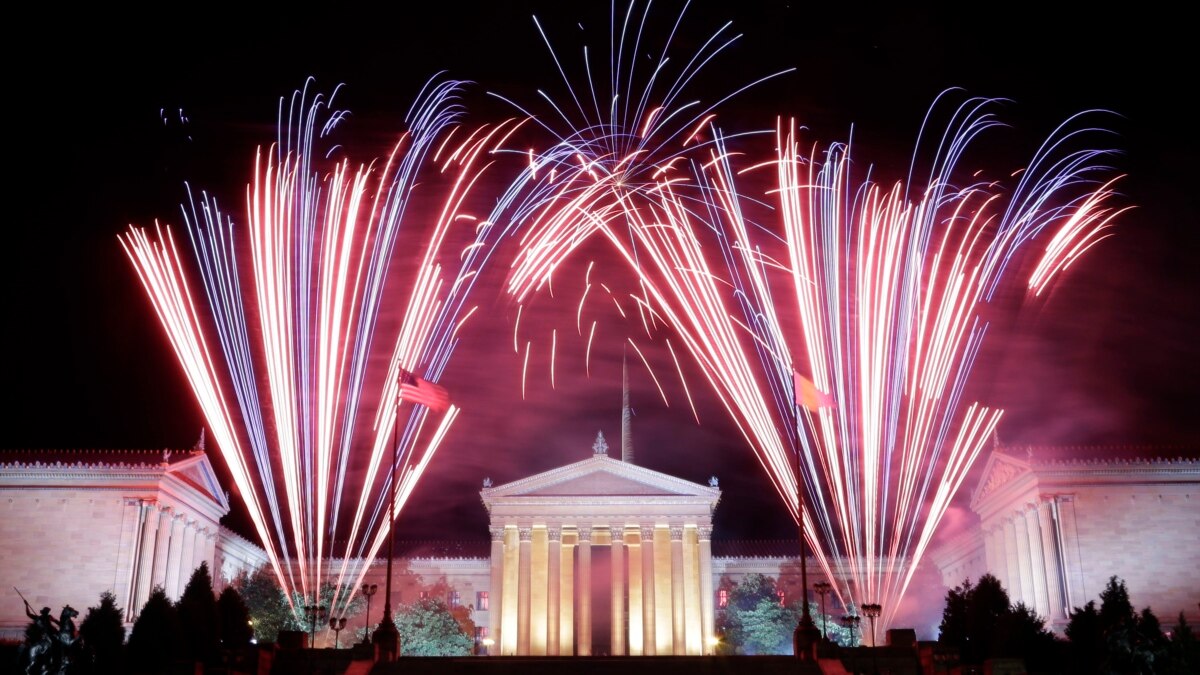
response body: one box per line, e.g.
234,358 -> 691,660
814,581 -> 832,640
370,372 -> 403,661
861,603 -> 882,675
304,601 -> 328,649
329,617 -> 347,649
360,583 -> 378,644
841,613 -> 861,647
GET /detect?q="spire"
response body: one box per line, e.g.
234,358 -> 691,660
621,348 -> 634,463
195,427 -> 206,452
592,430 -> 609,455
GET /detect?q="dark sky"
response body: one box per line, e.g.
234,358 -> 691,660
4,2 -> 1197,562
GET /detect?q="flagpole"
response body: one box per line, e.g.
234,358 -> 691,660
792,371 -> 820,661
371,368 -> 402,661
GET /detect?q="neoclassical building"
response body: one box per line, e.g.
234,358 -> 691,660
479,431 -> 721,656
0,444 -> 268,640
929,446 -> 1200,630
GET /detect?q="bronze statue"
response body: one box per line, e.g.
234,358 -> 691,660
16,588 -> 78,675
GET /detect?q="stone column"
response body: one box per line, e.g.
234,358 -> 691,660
531,527 -> 548,655
1037,499 -> 1066,623
501,526 -> 519,655
190,524 -> 205,577
1003,517 -> 1021,599
128,501 -> 158,621
578,528 -> 593,656
1054,496 -> 1086,610
164,514 -> 186,599
488,527 -> 504,655
547,528 -> 562,655
653,526 -> 673,655
640,526 -> 656,655
670,525 -> 685,655
150,507 -> 173,592
204,529 -> 218,577
610,526 -> 626,655
560,533 -> 575,655
982,525 -> 1000,580
1012,514 -> 1034,608
1022,505 -> 1050,618
627,528 -> 644,655
517,526 -> 533,655
114,499 -> 143,619
683,527 -> 702,654
698,526 -> 715,655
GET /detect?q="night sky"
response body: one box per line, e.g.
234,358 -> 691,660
5,2 -> 1197,571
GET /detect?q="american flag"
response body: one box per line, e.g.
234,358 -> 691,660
398,368 -> 451,413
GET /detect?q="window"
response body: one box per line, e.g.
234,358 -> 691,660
478,626 -> 488,638
449,590 -> 461,607
477,591 -> 489,611
777,590 -> 786,607
718,589 -> 728,608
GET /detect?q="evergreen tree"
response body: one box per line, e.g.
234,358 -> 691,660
394,597 -> 474,656
1165,612 -> 1199,675
1065,601 -> 1103,675
127,586 -> 180,674
78,591 -> 126,675
217,586 -> 254,649
938,573 -> 1062,670
233,567 -> 292,643
714,573 -> 848,655
176,562 -> 220,665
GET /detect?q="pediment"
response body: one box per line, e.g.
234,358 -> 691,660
482,455 -> 718,501
970,450 -> 1032,510
166,452 -> 230,511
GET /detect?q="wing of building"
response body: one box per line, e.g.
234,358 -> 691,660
928,445 -> 1200,631
0,445 -> 267,639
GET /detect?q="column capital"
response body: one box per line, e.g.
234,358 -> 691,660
490,527 -> 506,542
640,525 -> 655,540
609,526 -> 625,541
669,526 -> 684,540
578,528 -> 593,543
518,527 -> 533,542
697,526 -> 713,540
548,527 -> 562,542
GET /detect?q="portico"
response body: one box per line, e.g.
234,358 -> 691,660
480,432 -> 721,656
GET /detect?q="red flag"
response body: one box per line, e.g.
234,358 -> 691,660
793,370 -> 834,412
398,368 -> 451,413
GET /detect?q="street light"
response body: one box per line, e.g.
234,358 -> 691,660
360,583 -> 378,644
329,617 -> 347,649
813,581 -> 832,640
861,603 -> 882,675
841,614 -> 861,647
304,601 -> 328,649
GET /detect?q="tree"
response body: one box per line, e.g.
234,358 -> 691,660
938,573 -> 1062,670
176,562 -> 221,665
714,573 -> 848,655
1065,601 -> 1104,674
395,597 -> 474,656
127,586 -> 180,674
289,581 -> 367,646
233,567 -> 292,643
78,591 -> 126,674
1164,612 -> 1199,675
217,586 -> 254,649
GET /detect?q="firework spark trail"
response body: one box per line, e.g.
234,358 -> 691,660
123,80 -> 516,614
501,87 -> 1121,628
720,107 -> 1122,625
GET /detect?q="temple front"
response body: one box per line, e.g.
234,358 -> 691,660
480,431 -> 720,656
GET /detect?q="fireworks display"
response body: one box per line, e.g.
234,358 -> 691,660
120,79 -> 524,612
47,1 -> 1172,632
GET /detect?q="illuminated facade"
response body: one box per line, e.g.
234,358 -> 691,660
929,447 -> 1200,631
0,445 -> 268,640
479,432 -> 721,656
